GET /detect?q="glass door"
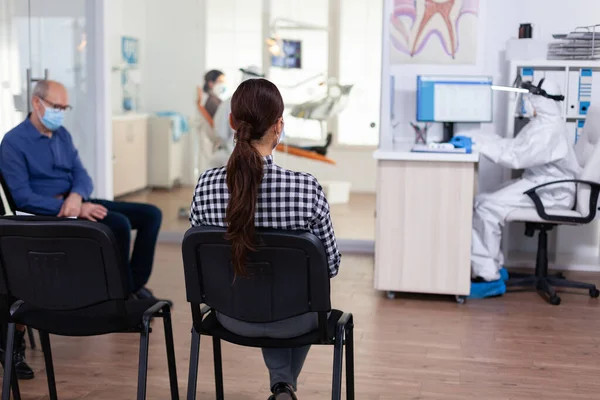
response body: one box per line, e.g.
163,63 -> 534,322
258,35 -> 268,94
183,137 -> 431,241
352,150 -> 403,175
0,0 -> 96,187
28,0 -> 95,182
0,0 -> 30,137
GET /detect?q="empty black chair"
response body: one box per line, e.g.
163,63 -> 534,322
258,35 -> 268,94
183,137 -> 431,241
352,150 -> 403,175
0,216 -> 179,400
182,226 -> 354,400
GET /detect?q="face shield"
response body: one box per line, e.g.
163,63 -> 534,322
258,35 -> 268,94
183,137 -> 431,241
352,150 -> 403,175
513,77 -> 564,118
239,66 -> 264,82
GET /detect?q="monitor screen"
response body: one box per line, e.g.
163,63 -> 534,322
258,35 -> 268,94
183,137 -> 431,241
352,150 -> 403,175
416,75 -> 493,123
271,39 -> 302,69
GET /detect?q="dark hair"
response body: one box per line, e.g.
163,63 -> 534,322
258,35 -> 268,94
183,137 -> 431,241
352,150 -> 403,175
203,69 -> 224,92
225,79 -> 284,275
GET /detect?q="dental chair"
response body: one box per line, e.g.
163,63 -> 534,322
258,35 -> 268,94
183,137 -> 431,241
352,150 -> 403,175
506,104 -> 600,305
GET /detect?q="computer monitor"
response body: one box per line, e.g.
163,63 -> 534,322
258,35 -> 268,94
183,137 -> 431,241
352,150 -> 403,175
271,39 -> 302,69
416,75 -> 493,142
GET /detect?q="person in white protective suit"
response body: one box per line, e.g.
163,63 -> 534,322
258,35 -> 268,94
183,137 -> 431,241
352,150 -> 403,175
470,78 -> 581,281
209,66 -> 264,168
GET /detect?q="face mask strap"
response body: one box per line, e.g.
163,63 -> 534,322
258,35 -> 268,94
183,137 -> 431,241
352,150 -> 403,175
521,81 -> 565,102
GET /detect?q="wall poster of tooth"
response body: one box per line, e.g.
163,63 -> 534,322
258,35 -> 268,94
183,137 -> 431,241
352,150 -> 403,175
390,0 -> 479,65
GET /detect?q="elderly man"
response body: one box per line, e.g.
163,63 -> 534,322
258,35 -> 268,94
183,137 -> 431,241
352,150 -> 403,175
0,81 -> 165,378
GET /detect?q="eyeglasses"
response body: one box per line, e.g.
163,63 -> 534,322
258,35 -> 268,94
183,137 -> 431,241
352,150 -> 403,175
39,97 -> 73,111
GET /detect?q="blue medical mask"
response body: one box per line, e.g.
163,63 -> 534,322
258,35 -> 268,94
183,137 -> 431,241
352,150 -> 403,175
213,83 -> 227,96
38,101 -> 65,131
278,127 -> 286,145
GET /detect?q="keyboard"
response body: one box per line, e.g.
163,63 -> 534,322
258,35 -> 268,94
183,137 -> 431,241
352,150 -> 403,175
411,144 -> 468,153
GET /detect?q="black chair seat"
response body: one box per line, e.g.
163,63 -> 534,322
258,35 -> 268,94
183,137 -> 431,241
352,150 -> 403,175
198,309 -> 344,349
12,298 -> 157,337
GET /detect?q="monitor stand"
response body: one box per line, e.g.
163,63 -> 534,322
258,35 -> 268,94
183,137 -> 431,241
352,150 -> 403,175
442,122 -> 455,143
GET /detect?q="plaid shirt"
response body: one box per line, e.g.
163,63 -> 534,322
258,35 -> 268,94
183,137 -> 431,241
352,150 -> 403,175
190,155 -> 341,277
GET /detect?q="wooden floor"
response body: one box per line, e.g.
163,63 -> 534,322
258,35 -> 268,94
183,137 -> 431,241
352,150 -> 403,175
118,187 -> 376,241
4,244 -> 600,399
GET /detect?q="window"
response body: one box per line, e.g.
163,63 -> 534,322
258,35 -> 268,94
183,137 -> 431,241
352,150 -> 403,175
269,0 -> 329,142
205,0 -> 263,90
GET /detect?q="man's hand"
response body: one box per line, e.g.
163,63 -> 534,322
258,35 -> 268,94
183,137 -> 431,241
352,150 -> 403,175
78,202 -> 108,222
57,193 -> 83,218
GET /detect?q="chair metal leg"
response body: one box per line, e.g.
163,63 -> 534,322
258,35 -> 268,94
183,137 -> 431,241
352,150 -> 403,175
162,310 -> 180,400
10,364 -> 20,400
537,278 -> 561,305
345,323 -> 355,400
39,331 -> 58,400
2,323 -> 15,400
26,327 -> 36,350
212,337 -> 224,400
186,328 -> 201,400
136,322 -> 151,400
547,276 -> 597,290
331,328 -> 344,400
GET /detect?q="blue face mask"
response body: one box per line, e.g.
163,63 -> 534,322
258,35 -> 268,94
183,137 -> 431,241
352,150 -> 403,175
278,127 -> 286,145
38,102 -> 65,131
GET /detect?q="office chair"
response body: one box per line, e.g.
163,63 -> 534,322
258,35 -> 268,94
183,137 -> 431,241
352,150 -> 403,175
0,173 -> 38,350
506,104 -> 600,305
0,216 -> 179,400
182,226 -> 354,400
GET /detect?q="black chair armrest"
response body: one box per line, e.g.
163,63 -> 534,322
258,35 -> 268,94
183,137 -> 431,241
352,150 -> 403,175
143,300 -> 171,325
336,312 -> 353,329
335,312 -> 354,342
524,179 -> 600,224
200,304 -> 212,317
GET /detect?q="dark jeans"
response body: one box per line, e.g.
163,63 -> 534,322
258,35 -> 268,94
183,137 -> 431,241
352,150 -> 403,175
92,200 -> 162,294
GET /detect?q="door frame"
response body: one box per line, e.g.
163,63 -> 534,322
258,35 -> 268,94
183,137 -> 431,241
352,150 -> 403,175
87,0 -> 112,200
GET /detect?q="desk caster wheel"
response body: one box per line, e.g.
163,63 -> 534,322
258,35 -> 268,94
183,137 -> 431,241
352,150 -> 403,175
590,288 -> 600,298
455,295 -> 466,304
386,291 -> 396,300
550,295 -> 561,306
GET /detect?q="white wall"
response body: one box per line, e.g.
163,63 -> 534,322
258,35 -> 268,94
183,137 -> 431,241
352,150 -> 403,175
105,0 -> 147,114
143,0 -> 205,118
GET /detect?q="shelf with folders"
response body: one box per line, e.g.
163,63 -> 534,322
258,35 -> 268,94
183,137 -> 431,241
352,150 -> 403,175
505,60 -> 600,145
501,59 -> 600,271
548,25 -> 600,60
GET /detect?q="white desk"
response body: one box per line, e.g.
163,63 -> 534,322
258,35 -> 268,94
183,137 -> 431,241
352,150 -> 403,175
373,143 -> 479,301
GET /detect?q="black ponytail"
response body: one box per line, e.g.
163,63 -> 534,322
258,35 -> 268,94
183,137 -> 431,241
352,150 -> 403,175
225,79 -> 284,275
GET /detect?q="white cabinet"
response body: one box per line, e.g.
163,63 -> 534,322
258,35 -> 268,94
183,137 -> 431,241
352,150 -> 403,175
112,115 -> 149,197
147,116 -> 184,189
374,153 -> 478,297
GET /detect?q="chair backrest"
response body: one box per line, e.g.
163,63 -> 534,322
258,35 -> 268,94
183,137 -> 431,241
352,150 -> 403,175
182,226 -> 331,324
0,217 -> 128,311
0,173 -> 16,216
574,104 -> 600,215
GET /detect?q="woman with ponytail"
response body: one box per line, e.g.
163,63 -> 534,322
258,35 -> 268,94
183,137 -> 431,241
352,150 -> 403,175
190,79 -> 341,400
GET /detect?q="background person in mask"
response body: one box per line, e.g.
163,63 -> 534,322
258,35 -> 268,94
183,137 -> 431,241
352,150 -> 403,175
209,66 -> 265,168
202,69 -> 226,118
469,79 -> 581,282
0,80 -> 167,301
